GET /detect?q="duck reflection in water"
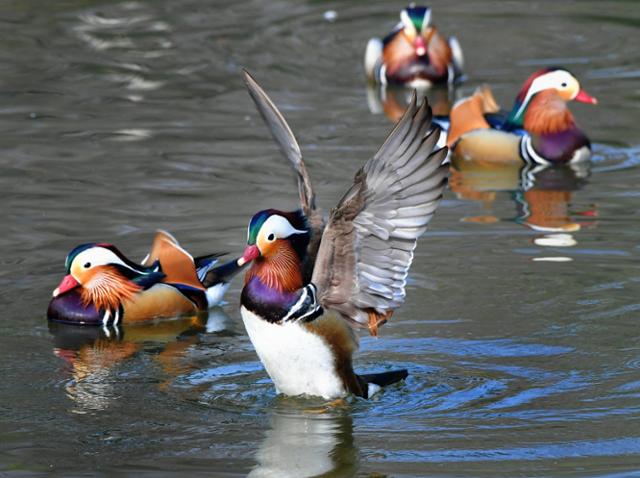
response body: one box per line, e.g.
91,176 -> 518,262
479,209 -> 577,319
249,406 -> 357,478
49,308 -> 233,412
367,83 -> 458,123
450,159 -> 598,233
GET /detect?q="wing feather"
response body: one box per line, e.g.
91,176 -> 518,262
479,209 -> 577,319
242,70 -> 325,280
311,93 -> 448,334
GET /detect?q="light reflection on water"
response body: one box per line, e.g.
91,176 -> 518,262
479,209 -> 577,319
1,0 -> 639,476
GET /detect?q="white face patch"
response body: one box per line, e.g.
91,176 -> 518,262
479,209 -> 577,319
400,10 -> 417,36
71,247 -> 135,278
258,215 -> 306,245
515,70 -> 579,118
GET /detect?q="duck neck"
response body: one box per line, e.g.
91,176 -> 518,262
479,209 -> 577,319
523,90 -> 576,135
241,244 -> 304,321
82,267 -> 141,313
246,243 -> 303,293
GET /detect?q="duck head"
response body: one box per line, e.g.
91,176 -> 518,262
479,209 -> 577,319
507,68 -> 597,132
238,209 -> 309,292
399,6 -> 433,58
52,243 -> 146,315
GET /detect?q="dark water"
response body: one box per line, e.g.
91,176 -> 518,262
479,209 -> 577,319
1,0 -> 639,476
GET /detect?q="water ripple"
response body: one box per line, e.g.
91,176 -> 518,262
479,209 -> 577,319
592,144 -> 640,172
376,437 -> 640,463
363,337 -> 573,358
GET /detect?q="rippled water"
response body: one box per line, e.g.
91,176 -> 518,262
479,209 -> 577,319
1,0 -> 639,476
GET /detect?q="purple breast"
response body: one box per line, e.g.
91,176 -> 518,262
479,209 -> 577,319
241,277 -> 300,323
533,128 -> 591,163
47,289 -> 104,325
245,277 -> 297,308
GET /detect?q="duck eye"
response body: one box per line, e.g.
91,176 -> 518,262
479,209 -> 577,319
561,82 -> 568,87
84,262 -> 91,268
267,233 -> 275,242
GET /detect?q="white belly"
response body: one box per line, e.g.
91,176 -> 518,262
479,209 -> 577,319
240,307 -> 347,399
407,78 -> 433,89
570,146 -> 592,164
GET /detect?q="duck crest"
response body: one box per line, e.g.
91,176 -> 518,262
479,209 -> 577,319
403,5 -> 431,33
507,67 -> 557,129
248,209 -> 310,258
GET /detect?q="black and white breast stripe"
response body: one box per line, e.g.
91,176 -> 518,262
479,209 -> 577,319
281,284 -> 323,324
520,135 -> 550,166
241,282 -> 324,324
377,63 -> 388,85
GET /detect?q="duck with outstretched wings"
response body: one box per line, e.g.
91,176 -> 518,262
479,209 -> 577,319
238,71 -> 448,399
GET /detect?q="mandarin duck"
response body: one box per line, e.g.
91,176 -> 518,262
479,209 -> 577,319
48,230 -> 241,326
237,71 -> 448,399
447,68 -> 597,165
365,5 -> 463,88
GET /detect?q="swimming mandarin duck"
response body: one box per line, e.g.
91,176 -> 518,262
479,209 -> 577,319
447,68 -> 597,165
365,5 -> 463,87
48,230 -> 241,326
238,71 -> 448,399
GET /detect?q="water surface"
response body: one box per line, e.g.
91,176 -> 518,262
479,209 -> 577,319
1,0 -> 639,476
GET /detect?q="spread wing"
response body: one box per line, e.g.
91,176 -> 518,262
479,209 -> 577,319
242,70 -> 325,280
311,93 -> 448,335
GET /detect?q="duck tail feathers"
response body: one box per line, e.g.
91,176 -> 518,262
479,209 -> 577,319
359,369 -> 408,388
200,258 -> 243,288
194,252 -> 226,270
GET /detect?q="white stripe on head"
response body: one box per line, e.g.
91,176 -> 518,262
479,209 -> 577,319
515,70 -> 577,119
422,8 -> 431,32
260,214 -> 307,241
400,10 -> 416,35
73,247 -> 137,272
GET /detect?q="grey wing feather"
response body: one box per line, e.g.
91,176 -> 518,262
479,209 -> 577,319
311,93 -> 448,331
242,70 -> 325,279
